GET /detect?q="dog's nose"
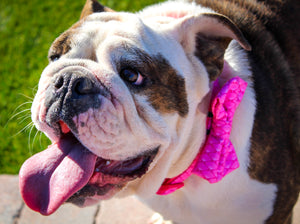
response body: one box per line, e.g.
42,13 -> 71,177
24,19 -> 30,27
54,72 -> 98,96
45,71 -> 104,130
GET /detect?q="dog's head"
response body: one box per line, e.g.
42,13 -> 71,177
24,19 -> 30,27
19,0 -> 250,215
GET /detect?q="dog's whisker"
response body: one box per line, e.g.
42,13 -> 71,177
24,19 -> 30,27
6,107 -> 32,127
30,128 -> 40,155
28,124 -> 36,154
11,101 -> 32,114
17,93 -> 34,100
13,122 -> 34,137
24,122 -> 35,132
17,113 -> 31,119
31,85 -> 39,96
17,114 -> 32,124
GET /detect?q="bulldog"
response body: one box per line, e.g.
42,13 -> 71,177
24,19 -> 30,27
19,0 -> 300,223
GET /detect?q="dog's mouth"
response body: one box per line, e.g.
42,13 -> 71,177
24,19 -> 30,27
19,121 -> 158,216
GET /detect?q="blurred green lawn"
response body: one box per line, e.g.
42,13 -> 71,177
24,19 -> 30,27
0,0 -> 163,174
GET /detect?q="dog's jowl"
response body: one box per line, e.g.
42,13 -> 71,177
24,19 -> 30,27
19,0 -> 299,223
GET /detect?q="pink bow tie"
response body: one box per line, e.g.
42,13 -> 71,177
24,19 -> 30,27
157,77 -> 247,195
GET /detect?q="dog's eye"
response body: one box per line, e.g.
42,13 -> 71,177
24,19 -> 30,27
120,68 -> 144,85
49,54 -> 61,62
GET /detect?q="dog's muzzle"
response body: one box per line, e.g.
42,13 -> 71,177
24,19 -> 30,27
44,69 -> 108,132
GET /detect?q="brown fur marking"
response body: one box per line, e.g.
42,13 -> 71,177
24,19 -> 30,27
48,20 -> 84,61
195,34 -> 231,80
48,30 -> 72,61
80,0 -> 114,20
194,13 -> 250,80
144,54 -> 188,116
118,47 -> 189,117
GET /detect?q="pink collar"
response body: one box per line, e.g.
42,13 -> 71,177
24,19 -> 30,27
157,77 -> 247,195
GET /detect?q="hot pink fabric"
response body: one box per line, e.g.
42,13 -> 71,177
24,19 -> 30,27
157,77 -> 247,195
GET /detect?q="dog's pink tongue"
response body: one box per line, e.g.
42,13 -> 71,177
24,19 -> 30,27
19,135 -> 97,215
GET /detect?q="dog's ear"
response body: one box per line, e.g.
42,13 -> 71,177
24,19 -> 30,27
173,13 -> 251,80
80,0 -> 115,19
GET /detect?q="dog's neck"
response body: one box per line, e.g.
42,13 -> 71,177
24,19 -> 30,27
155,46 -> 251,193
156,59 -> 248,195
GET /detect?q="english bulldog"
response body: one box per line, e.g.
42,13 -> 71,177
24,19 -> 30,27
19,0 -> 300,223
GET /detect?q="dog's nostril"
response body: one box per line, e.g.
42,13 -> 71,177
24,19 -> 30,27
54,76 -> 64,90
73,77 -> 94,95
52,72 -> 98,96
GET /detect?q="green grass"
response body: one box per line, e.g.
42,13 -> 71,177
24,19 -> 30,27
0,0 -> 163,174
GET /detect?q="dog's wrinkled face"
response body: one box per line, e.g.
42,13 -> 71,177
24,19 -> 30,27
19,0 -> 250,216
22,12 -> 195,215
41,13 -> 190,159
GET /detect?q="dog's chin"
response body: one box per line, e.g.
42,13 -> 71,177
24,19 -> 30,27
59,129 -> 159,207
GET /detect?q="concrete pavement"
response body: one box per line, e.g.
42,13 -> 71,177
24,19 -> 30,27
0,175 -> 299,224
0,175 -> 155,224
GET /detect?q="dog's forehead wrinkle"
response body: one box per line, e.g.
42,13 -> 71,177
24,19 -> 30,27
117,46 -> 156,70
86,12 -> 143,25
81,13 -> 145,37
